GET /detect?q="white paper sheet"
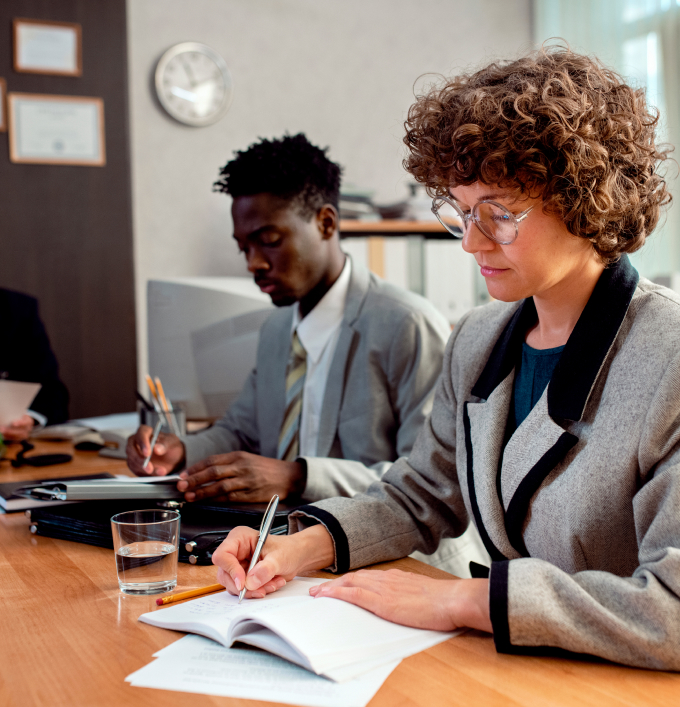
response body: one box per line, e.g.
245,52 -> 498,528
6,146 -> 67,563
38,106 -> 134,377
0,380 -> 41,426
126,634 -> 398,707
139,577 -> 461,682
71,412 -> 139,431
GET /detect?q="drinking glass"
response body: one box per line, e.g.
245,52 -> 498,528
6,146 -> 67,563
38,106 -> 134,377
111,509 -> 180,595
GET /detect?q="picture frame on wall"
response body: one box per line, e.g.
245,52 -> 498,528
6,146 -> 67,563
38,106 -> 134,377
8,93 -> 105,166
13,18 -> 82,77
0,79 -> 6,132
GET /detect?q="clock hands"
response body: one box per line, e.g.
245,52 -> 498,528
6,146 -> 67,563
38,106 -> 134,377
171,86 -> 197,103
180,56 -> 197,88
156,43 -> 232,126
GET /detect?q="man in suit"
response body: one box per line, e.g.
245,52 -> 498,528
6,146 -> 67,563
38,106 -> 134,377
0,288 -> 69,440
126,133 -> 488,574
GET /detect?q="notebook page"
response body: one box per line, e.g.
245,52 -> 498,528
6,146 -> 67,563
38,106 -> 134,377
138,577 -> 326,648
240,595 -> 458,680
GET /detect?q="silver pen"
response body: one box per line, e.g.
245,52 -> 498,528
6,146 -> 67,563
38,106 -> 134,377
142,419 -> 164,470
238,494 -> 280,604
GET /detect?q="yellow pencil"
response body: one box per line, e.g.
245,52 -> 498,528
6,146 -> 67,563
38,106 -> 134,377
145,374 -> 160,406
154,376 -> 181,435
156,583 -> 225,606
154,376 -> 171,412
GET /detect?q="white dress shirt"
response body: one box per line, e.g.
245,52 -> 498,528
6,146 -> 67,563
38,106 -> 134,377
291,258 -> 351,456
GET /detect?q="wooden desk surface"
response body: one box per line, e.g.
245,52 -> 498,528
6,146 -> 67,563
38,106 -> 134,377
1,442 -> 678,707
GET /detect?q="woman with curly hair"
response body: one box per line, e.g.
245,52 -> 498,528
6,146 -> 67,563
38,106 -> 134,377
212,47 -> 680,670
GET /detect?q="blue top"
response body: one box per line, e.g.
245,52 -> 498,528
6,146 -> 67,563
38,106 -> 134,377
511,342 -> 565,430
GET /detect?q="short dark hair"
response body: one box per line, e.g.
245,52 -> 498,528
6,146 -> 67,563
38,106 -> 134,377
214,133 -> 342,218
403,46 -> 672,264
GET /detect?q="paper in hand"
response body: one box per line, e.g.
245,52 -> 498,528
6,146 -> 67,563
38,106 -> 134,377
0,380 -> 41,427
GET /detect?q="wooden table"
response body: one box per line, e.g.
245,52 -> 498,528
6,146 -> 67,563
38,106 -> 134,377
1,442 -> 678,706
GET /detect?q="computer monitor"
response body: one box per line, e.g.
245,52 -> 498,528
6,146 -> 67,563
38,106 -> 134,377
191,308 -> 274,418
147,277 -> 272,418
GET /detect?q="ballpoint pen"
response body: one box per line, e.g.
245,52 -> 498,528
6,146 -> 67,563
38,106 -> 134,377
142,418 -> 164,470
239,494 -> 280,604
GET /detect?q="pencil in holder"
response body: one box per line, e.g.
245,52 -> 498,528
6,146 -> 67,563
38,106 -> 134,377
139,407 -> 186,436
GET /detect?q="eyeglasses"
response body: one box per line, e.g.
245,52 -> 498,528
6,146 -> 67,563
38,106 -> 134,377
431,195 -> 534,245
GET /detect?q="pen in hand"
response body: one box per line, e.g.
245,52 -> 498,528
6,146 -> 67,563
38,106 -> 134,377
142,419 -> 164,471
239,494 -> 280,604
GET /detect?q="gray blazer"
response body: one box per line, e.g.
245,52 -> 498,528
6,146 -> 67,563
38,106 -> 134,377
183,261 -> 451,501
292,256 -> 680,670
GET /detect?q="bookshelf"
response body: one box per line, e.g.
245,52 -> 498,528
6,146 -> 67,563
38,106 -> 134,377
339,219 -> 485,324
339,219 -> 462,239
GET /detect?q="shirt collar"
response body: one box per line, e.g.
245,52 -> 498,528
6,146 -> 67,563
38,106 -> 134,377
292,257 -> 352,364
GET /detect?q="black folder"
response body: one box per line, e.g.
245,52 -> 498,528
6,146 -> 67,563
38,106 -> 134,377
28,498 -> 303,564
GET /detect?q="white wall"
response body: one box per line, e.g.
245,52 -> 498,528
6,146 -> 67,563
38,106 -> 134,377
127,0 -> 532,380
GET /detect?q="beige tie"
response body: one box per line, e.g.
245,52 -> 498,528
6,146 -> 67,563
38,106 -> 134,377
277,331 -> 307,461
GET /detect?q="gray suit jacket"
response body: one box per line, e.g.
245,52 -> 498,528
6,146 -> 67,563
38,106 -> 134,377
292,256 -> 680,670
183,261 -> 451,501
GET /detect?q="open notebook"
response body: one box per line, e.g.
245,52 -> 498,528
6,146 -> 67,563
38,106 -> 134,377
139,577 -> 461,682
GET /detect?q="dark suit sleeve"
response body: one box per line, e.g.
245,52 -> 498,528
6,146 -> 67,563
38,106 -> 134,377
2,292 -> 69,424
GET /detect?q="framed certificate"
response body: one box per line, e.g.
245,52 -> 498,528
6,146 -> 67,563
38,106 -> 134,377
8,93 -> 106,166
0,79 -> 6,132
13,18 -> 82,77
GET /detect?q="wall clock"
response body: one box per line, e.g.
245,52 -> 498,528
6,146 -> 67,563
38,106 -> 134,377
155,42 -> 233,127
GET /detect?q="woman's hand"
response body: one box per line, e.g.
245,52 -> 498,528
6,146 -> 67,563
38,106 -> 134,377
309,569 -> 492,633
212,524 -> 335,599
126,425 -> 185,476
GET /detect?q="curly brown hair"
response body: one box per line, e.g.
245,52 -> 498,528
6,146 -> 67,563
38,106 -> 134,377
403,46 -> 672,263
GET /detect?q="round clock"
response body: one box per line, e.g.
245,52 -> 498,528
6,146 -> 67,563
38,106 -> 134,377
155,42 -> 233,127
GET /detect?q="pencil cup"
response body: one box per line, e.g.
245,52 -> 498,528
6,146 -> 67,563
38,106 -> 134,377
139,408 -> 186,436
111,509 -> 180,595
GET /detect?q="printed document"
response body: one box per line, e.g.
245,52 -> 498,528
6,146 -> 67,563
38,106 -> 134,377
126,634 -> 397,707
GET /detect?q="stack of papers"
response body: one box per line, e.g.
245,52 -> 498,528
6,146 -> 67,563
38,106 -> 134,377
126,635 -> 397,707
0,380 -> 41,426
138,577 -> 461,682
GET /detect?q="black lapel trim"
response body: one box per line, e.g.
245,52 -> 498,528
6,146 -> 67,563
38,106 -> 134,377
293,505 -> 350,574
471,300 -> 535,400
504,431 -> 578,556
464,403 -> 507,562
548,255 -> 639,421
471,256 -> 639,422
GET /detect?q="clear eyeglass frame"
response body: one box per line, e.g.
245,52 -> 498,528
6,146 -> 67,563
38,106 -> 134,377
431,195 -> 534,245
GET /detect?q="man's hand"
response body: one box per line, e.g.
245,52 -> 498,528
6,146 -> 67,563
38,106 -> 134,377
126,425 -> 185,476
308,570 -> 492,633
177,451 -> 305,502
0,414 -> 35,442
212,524 -> 335,598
